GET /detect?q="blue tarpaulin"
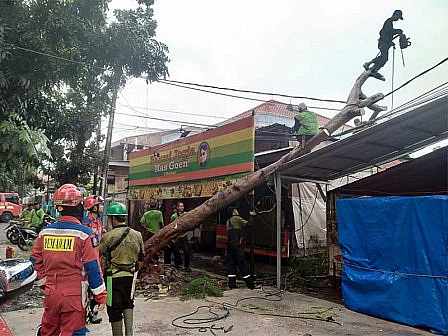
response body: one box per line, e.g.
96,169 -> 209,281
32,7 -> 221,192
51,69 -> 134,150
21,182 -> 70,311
337,196 -> 448,334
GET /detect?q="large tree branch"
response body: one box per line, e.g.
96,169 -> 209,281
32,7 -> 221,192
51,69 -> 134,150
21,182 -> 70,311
142,70 -> 383,263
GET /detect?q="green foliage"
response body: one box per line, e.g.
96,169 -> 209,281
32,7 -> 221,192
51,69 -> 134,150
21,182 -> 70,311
286,254 -> 327,277
0,112 -> 50,164
180,276 -> 224,301
0,0 -> 169,186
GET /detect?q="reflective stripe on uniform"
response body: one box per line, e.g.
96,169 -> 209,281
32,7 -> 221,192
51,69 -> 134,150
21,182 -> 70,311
40,229 -> 89,240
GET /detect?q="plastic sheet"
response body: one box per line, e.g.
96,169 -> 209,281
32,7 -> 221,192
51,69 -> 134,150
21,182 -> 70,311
337,196 -> 448,334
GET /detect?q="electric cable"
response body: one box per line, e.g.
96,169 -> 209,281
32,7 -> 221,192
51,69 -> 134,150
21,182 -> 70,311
117,103 -> 228,120
294,184 -> 320,233
114,111 -> 214,128
205,286 -> 343,326
391,46 -> 395,110
159,79 -> 347,104
171,305 -> 232,336
380,84 -> 448,120
7,43 -> 109,71
158,80 -> 268,103
7,42 -> 447,106
383,56 -> 448,98
383,82 -> 448,115
7,41 -> 344,115
329,83 -> 448,139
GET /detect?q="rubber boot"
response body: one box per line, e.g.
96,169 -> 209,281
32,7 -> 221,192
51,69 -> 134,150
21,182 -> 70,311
90,307 -> 102,324
123,309 -> 134,336
243,275 -> 255,290
111,320 -> 123,336
228,276 -> 237,289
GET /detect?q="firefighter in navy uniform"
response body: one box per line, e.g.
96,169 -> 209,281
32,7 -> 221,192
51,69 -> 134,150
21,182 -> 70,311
99,202 -> 144,336
30,184 -> 107,336
226,206 -> 256,289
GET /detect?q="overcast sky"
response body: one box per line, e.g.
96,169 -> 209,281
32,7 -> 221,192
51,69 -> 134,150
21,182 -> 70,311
110,0 -> 448,143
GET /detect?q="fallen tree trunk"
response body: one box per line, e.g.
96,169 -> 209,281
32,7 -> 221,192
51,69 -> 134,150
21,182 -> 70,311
143,69 -> 382,264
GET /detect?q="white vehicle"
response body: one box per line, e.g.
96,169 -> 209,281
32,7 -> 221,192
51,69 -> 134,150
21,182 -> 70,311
0,258 -> 36,300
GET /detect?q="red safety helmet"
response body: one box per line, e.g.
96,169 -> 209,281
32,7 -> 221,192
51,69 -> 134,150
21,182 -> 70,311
52,184 -> 83,207
84,195 -> 104,210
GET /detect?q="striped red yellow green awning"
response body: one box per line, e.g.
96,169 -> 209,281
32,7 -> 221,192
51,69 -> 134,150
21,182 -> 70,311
129,116 -> 255,187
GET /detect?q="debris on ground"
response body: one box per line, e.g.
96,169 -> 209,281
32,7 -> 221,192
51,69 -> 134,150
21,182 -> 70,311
179,276 -> 223,301
0,252 -> 342,315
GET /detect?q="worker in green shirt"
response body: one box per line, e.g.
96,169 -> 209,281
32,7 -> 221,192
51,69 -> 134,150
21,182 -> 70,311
140,200 -> 163,241
289,102 -> 319,148
29,202 -> 44,231
19,203 -> 33,227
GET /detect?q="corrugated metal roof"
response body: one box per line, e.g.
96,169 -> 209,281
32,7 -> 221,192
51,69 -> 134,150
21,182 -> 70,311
329,146 -> 448,196
278,95 -> 448,181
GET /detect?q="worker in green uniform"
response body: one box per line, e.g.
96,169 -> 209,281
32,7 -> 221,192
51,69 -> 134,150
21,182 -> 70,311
29,202 -> 45,231
289,103 -> 319,148
99,202 -> 144,336
140,200 -> 163,241
19,203 -> 33,227
226,206 -> 256,289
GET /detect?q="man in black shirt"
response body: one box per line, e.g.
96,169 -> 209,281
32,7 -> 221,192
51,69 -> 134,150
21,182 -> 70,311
364,10 -> 404,80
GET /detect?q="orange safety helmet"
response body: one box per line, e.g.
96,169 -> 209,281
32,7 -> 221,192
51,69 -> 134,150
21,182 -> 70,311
83,195 -> 104,210
52,184 -> 84,207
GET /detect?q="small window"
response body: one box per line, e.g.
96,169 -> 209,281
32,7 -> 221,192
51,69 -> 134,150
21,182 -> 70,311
5,194 -> 19,205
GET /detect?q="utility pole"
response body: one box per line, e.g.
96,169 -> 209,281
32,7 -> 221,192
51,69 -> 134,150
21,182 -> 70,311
93,118 -> 102,195
100,85 -> 119,198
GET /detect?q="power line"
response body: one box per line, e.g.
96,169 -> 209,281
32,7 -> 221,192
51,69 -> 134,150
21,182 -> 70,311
116,93 -> 218,128
117,103 -> 228,119
9,43 -> 109,71
383,57 -> 448,98
8,42 -> 448,111
114,122 -> 174,133
329,83 -> 448,138
11,42 -> 343,106
158,79 -> 347,104
114,111 -> 214,128
378,82 -> 448,121
157,81 -> 344,112
158,80 -> 268,103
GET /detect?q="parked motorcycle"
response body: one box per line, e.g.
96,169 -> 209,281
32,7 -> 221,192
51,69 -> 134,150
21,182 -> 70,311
5,214 -> 56,251
4,220 -> 25,244
40,213 -> 57,230
16,226 -> 38,251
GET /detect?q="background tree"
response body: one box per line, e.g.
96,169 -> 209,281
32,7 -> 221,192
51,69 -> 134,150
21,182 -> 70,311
0,0 -> 169,190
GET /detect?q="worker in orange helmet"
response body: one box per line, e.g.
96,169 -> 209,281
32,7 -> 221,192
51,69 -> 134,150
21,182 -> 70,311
82,194 -> 107,324
83,195 -> 106,242
30,184 -> 107,336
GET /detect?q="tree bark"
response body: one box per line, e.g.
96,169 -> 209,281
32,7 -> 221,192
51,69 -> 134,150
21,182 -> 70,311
143,70 -> 383,263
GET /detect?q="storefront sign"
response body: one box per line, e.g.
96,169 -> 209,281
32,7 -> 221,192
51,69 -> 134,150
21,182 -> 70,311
129,116 -> 255,189
130,172 -> 250,200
